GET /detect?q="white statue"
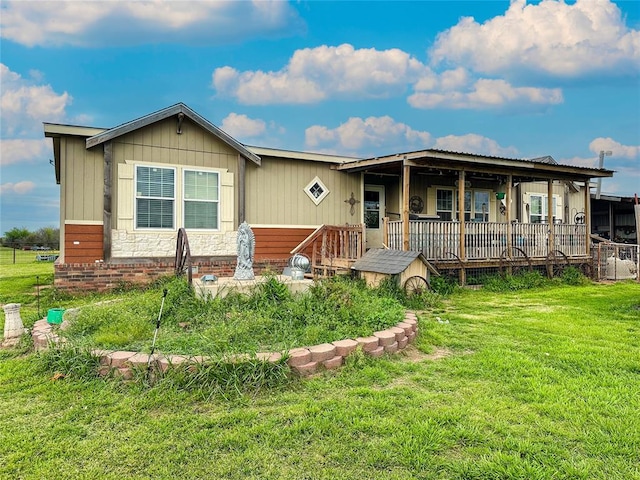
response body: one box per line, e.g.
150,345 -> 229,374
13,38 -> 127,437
234,222 -> 255,280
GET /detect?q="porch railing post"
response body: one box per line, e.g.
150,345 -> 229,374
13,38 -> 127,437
548,179 -> 555,253
458,171 -> 466,285
506,174 -> 513,257
584,180 -> 591,256
402,161 -> 410,251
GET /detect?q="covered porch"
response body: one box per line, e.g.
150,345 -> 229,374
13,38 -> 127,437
337,149 -> 613,282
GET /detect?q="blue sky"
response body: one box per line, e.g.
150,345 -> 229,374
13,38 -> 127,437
1,0 -> 639,234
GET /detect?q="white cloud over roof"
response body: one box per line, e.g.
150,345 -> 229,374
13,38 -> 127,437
213,44 -> 427,105
430,0 -> 640,78
0,0 -> 305,47
305,116 -> 431,153
433,134 -> 519,157
221,113 -> 267,140
0,64 -> 71,137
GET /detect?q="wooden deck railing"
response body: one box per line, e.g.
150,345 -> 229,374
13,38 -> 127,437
292,224 -> 365,277
386,220 -> 587,261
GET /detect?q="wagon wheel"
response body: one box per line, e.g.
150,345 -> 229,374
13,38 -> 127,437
499,247 -> 532,276
579,261 -> 593,279
546,250 -> 569,278
404,276 -> 430,296
443,251 -> 465,283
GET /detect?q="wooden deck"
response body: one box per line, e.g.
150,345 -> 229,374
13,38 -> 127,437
386,220 -> 588,262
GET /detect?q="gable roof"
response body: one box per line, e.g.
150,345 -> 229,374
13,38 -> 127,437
85,103 -> 261,166
351,248 -> 438,275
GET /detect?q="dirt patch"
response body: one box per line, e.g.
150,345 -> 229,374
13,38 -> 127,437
401,345 -> 452,363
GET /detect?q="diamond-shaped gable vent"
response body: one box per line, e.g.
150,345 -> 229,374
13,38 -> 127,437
304,176 -> 329,205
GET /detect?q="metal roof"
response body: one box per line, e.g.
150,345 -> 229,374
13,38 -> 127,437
351,248 -> 436,275
247,145 -> 360,165
337,148 -> 614,180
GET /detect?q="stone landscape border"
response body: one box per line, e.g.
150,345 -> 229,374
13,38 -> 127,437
31,311 -> 419,378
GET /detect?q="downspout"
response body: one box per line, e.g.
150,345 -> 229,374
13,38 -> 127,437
237,154 -> 246,226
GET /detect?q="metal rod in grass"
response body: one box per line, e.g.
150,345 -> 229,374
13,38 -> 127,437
147,289 -> 168,379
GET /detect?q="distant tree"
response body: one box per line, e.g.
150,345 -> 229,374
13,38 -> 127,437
32,227 -> 60,249
2,226 -> 60,249
3,227 -> 31,247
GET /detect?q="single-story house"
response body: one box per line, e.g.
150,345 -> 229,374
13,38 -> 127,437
44,103 -> 614,290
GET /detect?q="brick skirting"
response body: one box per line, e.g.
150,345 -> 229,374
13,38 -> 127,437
31,312 -> 419,378
54,257 -> 288,292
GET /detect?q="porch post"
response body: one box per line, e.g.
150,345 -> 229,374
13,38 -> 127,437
402,161 -> 410,251
547,179 -> 555,252
506,174 -> 513,256
584,180 -> 591,256
458,171 -> 466,285
458,171 -> 466,260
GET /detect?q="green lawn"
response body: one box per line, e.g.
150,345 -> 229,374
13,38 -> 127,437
1,281 -> 639,479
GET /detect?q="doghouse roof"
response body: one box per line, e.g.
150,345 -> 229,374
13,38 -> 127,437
351,249 -> 438,275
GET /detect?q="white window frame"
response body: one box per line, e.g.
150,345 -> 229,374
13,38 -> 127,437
436,189 -> 454,221
529,194 -> 559,223
304,176 -> 330,205
134,165 -> 176,230
183,169 -> 220,231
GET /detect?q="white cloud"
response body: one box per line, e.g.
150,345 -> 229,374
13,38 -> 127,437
433,134 -> 519,157
409,78 -> 563,109
220,113 -> 267,140
213,44 -> 428,105
0,139 -> 52,166
431,0 -> 640,78
0,0 -> 305,47
589,137 -> 640,159
305,116 -> 431,152
0,64 -> 71,137
0,181 -> 36,195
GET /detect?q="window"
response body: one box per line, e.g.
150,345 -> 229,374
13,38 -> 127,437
136,166 -> 175,229
438,189 -> 490,221
436,189 -> 454,221
473,191 -> 490,221
304,176 -> 330,205
184,170 -> 219,229
529,194 -> 557,223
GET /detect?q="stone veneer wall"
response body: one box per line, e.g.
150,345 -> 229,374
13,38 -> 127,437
54,258 -> 288,292
31,312 -> 419,378
111,230 -> 237,258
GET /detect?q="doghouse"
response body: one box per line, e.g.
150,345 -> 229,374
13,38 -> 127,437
351,248 -> 439,294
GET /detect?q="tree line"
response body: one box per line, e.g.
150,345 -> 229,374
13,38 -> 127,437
1,227 -> 60,249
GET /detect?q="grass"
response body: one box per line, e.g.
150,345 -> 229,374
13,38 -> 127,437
1,278 -> 639,479
60,275 -> 414,356
0,247 -> 59,329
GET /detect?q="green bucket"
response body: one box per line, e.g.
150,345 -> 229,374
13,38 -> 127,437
47,308 -> 65,325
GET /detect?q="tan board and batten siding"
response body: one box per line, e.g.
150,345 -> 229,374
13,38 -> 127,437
60,115 -> 362,262
245,154 -> 362,226
60,136 -> 104,263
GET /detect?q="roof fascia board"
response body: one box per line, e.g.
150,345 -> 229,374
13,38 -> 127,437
85,104 -> 261,166
248,146 -> 360,164
44,123 -> 106,138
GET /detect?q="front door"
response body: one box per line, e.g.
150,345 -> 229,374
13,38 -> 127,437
364,185 -> 385,249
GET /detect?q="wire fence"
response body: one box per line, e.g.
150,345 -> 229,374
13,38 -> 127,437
593,242 -> 639,282
0,247 -> 60,265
